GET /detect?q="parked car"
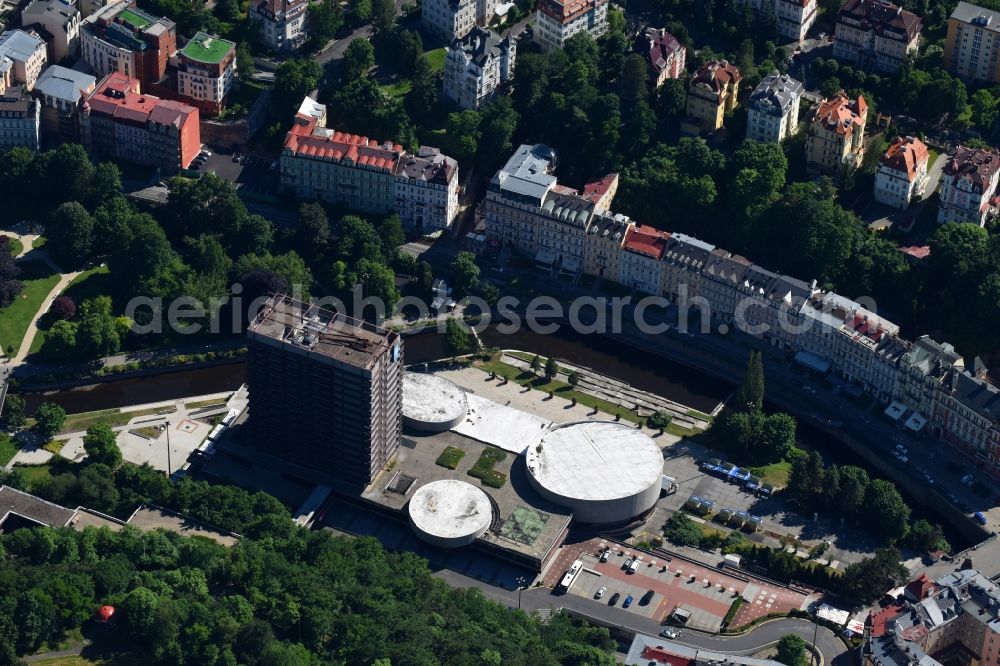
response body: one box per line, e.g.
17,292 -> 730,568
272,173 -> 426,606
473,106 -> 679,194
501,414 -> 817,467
628,559 -> 641,574
608,592 -> 621,606
640,590 -> 655,606
600,550 -> 610,563
895,444 -> 908,454
595,586 -> 607,600
974,511 -> 988,525
623,594 -> 634,608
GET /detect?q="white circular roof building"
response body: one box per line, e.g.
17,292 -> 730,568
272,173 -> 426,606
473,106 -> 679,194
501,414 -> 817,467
401,372 -> 468,432
525,421 -> 663,524
408,480 -> 493,548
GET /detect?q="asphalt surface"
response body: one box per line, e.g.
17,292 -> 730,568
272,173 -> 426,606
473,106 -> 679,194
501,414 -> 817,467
435,570 -> 851,666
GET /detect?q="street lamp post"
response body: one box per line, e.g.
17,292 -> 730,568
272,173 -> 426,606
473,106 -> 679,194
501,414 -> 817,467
164,419 -> 172,478
811,611 -> 820,666
515,575 -> 528,610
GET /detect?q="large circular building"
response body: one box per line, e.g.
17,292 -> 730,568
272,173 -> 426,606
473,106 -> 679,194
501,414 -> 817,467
525,421 -> 663,524
408,480 -> 494,548
401,372 -> 468,432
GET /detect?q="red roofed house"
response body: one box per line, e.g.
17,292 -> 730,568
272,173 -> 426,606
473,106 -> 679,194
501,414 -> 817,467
79,71 -> 199,173
620,224 -> 670,295
634,27 -> 685,87
581,172 -> 618,212
683,60 -> 741,133
534,0 -> 608,52
281,96 -> 459,230
937,145 -> 1000,226
805,91 -> 867,175
904,573 -> 936,601
874,135 -> 929,210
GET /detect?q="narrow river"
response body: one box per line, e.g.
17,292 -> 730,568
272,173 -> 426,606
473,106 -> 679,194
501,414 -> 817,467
13,328 -> 973,549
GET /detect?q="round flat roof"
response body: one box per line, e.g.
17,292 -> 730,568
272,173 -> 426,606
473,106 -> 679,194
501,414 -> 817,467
402,372 -> 468,425
408,480 -> 492,540
526,422 -> 663,502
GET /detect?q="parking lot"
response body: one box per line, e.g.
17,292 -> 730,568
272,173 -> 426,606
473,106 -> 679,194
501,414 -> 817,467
633,440 -> 883,568
549,539 -> 811,632
189,150 -> 280,199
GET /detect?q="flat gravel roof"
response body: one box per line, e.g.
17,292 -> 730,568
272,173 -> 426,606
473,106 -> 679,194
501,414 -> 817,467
525,421 -> 663,502
402,372 -> 468,425
408,480 -> 492,540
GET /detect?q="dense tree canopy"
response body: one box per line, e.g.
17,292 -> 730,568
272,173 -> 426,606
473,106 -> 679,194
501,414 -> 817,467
0,462 -> 618,664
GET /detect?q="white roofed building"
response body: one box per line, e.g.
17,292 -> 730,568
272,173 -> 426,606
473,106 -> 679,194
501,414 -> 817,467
745,71 -> 803,144
443,27 -> 515,110
0,30 -> 48,90
33,64 -> 95,144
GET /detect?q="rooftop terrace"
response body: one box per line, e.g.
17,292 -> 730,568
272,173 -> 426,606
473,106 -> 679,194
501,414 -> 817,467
181,32 -> 234,63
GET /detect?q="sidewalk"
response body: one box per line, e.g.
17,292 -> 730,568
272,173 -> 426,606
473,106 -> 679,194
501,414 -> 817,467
434,364 -> 681,444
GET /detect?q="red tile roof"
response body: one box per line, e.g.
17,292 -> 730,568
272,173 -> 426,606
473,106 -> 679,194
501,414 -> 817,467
85,72 -> 195,127
814,92 -> 867,137
905,573 -> 935,600
691,60 -> 741,93
625,224 -> 670,259
637,28 -> 684,75
899,245 -> 930,259
944,146 -> 1000,194
869,604 -> 904,638
538,0 -> 605,24
639,645 -> 696,666
881,136 -> 928,182
283,111 -> 404,170
582,172 -> 617,202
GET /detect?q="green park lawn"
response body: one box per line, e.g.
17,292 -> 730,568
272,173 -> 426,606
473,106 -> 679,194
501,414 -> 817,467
3,234 -> 23,257
381,79 -> 412,99
58,405 -> 173,435
379,48 -> 447,99
0,434 -> 16,466
32,235 -> 46,248
425,48 -> 446,72
0,261 -> 59,357
748,460 -> 792,488
29,264 -> 111,355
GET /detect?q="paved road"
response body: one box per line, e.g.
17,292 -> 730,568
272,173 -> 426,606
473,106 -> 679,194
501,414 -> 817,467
435,570 -> 850,666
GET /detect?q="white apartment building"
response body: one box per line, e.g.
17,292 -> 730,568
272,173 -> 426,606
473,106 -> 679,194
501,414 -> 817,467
874,135 -> 930,210
945,2 -> 1000,83
660,232 -> 714,305
619,225 -> 669,295
172,32 -> 236,114
443,28 -> 515,110
700,251 -> 752,324
33,64 -> 95,144
738,0 -> 818,42
0,30 -> 48,90
21,0 -> 81,63
937,145 -> 1000,225
249,0 -> 307,51
394,146 -> 460,231
534,0 -> 608,52
745,71 -> 802,144
833,0 -> 922,74
0,90 -> 40,151
422,0 -> 496,41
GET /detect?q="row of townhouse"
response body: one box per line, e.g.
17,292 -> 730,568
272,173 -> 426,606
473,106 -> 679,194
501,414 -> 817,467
483,143 -> 1000,480
279,96 -> 460,231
